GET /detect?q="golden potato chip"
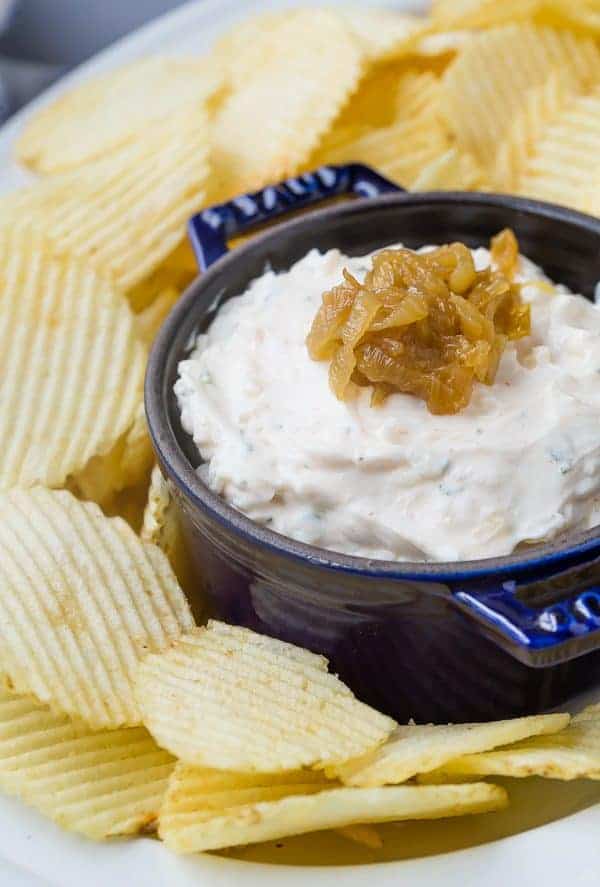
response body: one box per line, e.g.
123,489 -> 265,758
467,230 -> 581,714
439,25 -> 600,173
430,0 -> 540,29
333,714 -> 570,787
210,9 -> 364,196
141,465 -> 196,601
16,56 -> 222,174
0,227 -> 146,492
211,10 -> 290,90
415,30 -> 472,57
159,762 -> 507,852
0,682 -> 174,838
69,403 -> 154,507
493,69 -> 576,191
422,708 -> 600,781
411,146 -> 486,191
0,488 -> 194,729
516,87 -> 600,214
340,9 -> 426,62
5,107 -> 210,292
312,69 -> 449,188
136,621 -> 395,772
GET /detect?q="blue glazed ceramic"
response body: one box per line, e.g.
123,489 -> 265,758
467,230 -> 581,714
146,164 -> 600,723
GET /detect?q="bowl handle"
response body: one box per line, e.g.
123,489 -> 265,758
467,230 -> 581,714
452,569 -> 600,667
187,164 -> 402,271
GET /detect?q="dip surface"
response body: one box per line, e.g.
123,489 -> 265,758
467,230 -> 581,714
175,246 -> 600,562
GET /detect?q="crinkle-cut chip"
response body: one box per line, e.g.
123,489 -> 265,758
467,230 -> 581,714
210,9 -> 364,197
339,9 -> 426,61
142,466 -> 182,563
0,488 -> 194,729
16,56 -> 222,174
439,25 -> 600,172
421,708 -> 600,781
70,403 -> 154,507
516,87 -> 600,214
332,714 -> 570,787
159,763 -> 507,852
430,0 -> 540,29
211,10 -> 290,90
312,70 -> 449,188
0,227 -> 146,492
136,621 -> 395,772
141,465 -> 196,601
411,146 -> 486,191
134,287 -> 179,346
0,683 -> 174,838
4,108 -> 210,291
492,69 -> 576,191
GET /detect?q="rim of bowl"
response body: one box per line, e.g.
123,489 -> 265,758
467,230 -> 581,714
146,190 -> 600,581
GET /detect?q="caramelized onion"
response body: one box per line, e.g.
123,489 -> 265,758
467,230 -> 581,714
306,229 -> 531,415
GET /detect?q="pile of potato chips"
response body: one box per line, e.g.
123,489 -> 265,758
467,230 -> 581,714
0,0 -> 599,857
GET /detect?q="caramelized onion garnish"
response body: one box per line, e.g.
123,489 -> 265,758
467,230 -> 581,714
306,229 -> 531,415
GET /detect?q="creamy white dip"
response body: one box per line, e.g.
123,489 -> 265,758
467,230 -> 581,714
175,246 -> 600,562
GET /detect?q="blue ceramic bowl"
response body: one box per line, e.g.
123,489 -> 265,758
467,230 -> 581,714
146,164 -> 600,723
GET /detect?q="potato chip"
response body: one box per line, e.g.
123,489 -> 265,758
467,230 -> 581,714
493,69 -> 576,191
333,713 -> 569,787
430,0 -> 540,29
516,87 -> 600,214
141,465 -> 196,601
136,621 -> 395,772
411,146 -> 486,191
210,9 -> 364,197
439,25 -> 600,173
4,107 -> 210,292
312,69 -> 449,189
16,56 -> 222,174
0,488 -> 194,729
0,227 -> 146,492
211,10 -> 290,91
0,683 -> 174,838
159,763 -> 507,852
422,707 -> 600,781
340,9 -> 426,62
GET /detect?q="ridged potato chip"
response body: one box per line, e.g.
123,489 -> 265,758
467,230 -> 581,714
141,465 -> 196,601
0,488 -> 194,729
439,25 -> 600,173
517,87 -> 600,214
0,683 -> 174,838
422,707 -> 600,781
136,621 -> 395,772
159,763 -> 507,852
0,227 -> 146,492
16,56 -> 222,174
493,70 -> 576,191
340,9 -> 426,61
333,714 -> 570,787
210,9 -> 364,196
5,108 -> 210,292
411,146 -> 486,190
312,69 -> 449,188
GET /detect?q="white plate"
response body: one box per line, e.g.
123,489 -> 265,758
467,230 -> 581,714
0,0 -> 598,884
